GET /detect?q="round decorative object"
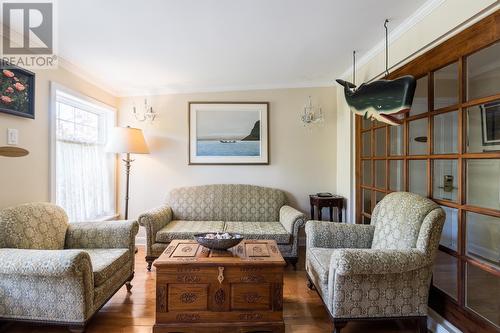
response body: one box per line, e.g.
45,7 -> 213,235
193,233 -> 244,251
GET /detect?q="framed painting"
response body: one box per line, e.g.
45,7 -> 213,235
0,64 -> 35,119
480,101 -> 500,149
189,102 -> 269,165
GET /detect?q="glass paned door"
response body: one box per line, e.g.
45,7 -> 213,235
433,251 -> 458,300
355,31 -> 500,333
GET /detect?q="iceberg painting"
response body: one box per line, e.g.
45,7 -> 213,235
189,102 -> 269,164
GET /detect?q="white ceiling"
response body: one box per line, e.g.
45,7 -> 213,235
57,0 -> 431,96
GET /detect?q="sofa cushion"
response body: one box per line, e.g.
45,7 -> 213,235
307,247 -> 335,283
167,184 -> 286,222
371,192 -> 439,250
155,220 -> 225,243
82,248 -> 130,287
224,221 -> 291,244
0,203 -> 68,250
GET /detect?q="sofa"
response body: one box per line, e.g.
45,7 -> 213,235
0,203 -> 139,332
305,192 -> 445,333
138,184 -> 306,270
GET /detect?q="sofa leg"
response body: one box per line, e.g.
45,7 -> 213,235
306,275 -> 315,290
332,320 -> 347,333
125,272 -> 134,292
68,324 -> 85,333
146,257 -> 154,271
418,316 -> 428,333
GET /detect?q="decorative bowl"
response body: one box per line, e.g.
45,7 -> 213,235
193,233 -> 244,251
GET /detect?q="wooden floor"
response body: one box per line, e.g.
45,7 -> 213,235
4,246 -> 422,333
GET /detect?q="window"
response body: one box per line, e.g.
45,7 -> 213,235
51,84 -> 116,221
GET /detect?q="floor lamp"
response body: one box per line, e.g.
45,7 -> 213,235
106,126 -> 149,220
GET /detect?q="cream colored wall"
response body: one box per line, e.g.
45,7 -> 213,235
118,87 -> 337,224
336,0 -> 499,222
0,66 -> 119,208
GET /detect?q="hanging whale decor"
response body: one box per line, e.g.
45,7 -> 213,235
336,20 -> 416,126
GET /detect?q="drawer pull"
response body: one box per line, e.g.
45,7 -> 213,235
218,266 -> 224,284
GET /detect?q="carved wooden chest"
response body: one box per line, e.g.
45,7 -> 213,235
153,239 -> 286,333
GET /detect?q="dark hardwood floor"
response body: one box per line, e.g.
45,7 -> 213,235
3,246 -> 423,333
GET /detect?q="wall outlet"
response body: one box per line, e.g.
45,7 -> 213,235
7,128 -> 18,145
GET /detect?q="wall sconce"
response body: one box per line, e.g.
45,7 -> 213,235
133,99 -> 158,123
301,96 -> 323,126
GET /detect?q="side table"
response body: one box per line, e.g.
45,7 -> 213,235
309,194 -> 344,222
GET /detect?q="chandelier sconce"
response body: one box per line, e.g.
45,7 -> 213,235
301,96 -> 324,126
133,99 -> 158,123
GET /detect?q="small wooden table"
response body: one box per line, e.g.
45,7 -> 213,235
153,239 -> 286,333
309,194 -> 344,222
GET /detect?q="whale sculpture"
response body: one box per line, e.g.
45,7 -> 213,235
336,75 -> 416,125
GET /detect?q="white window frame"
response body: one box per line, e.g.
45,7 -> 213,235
49,81 -> 118,221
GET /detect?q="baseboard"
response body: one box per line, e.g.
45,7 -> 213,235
468,243 -> 499,263
428,307 -> 462,333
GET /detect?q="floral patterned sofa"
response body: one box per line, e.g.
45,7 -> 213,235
138,184 -> 306,270
0,203 -> 139,332
305,192 -> 445,333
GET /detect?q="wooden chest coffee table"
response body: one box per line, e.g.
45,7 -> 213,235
153,239 -> 286,333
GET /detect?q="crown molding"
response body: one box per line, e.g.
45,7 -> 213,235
339,0 -> 446,81
116,80 -> 334,97
57,57 -> 120,97
1,21 -> 119,97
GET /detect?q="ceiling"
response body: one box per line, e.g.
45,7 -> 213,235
57,0 -> 431,96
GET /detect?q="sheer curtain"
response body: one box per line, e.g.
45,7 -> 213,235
56,140 -> 113,221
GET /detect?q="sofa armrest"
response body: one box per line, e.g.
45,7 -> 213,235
0,248 -> 94,322
65,220 -> 139,251
279,205 -> 306,235
0,248 -> 93,278
305,221 -> 374,249
330,248 -> 429,275
138,205 -> 173,245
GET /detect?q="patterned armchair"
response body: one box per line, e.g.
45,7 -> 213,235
139,184 -> 306,270
305,192 -> 445,333
0,203 -> 139,332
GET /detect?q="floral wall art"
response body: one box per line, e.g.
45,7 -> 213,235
0,66 -> 35,119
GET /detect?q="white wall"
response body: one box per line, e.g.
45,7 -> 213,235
0,66 -> 118,208
335,0 -> 499,223
118,87 -> 337,225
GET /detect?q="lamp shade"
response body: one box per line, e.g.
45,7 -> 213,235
106,126 -> 149,154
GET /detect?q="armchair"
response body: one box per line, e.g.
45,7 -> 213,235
305,192 -> 445,333
0,203 -> 139,332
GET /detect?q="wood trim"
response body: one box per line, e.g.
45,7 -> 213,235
466,256 -> 500,277
438,244 -> 458,257
387,11 -> 500,79
355,115 -> 362,224
363,152 -> 500,159
457,55 -> 466,307
462,92 -> 500,108
429,286 -> 499,333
